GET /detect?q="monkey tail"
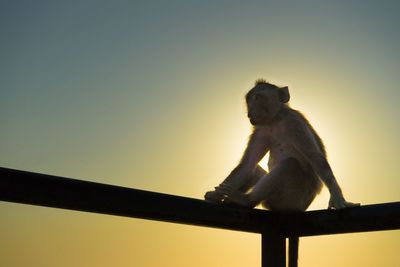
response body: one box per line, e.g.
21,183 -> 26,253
288,236 -> 299,267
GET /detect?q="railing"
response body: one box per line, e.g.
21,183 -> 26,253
0,167 -> 399,267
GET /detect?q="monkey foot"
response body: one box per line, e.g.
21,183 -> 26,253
215,184 -> 252,208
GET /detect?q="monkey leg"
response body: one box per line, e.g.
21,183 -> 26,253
238,164 -> 267,192
250,158 -> 315,211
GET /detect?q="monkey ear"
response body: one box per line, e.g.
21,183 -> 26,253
279,86 -> 290,103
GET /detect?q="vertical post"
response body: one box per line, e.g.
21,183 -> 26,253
288,236 -> 299,267
262,232 -> 286,267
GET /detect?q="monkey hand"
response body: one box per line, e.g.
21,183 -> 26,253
214,184 -> 253,208
328,194 -> 360,210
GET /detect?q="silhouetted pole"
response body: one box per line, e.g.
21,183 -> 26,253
0,167 -> 280,233
1,167 -> 399,236
262,231 -> 286,267
288,236 -> 299,267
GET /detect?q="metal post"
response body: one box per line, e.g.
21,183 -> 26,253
262,232 -> 286,267
288,236 -> 299,267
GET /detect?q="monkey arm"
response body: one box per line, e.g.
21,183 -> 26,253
304,152 -> 343,197
221,129 -> 269,189
288,123 -> 358,209
298,146 -> 359,209
298,149 -> 358,209
205,129 -> 269,203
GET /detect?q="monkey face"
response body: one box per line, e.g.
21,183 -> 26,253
246,82 -> 290,125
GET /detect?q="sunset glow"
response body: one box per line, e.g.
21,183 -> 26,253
1,1 -> 399,267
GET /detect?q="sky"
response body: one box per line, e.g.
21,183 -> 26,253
1,1 -> 399,266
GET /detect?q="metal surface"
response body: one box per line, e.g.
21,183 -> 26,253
1,167 -> 399,237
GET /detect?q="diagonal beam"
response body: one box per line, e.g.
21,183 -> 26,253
0,167 -> 273,233
0,167 -> 399,236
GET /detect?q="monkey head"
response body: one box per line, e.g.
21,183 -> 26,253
245,80 -> 290,125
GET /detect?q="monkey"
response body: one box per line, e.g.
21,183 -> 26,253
204,79 -> 359,267
205,79 -> 359,211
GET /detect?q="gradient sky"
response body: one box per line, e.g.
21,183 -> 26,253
1,1 -> 399,266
